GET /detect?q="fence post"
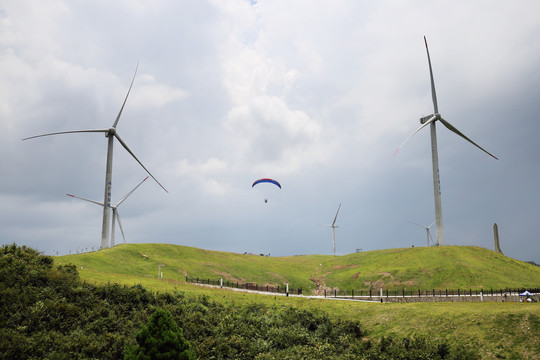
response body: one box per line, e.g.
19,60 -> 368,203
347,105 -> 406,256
418,289 -> 421,297
458,289 -> 460,297
386,289 -> 389,298
324,289 -> 326,297
369,288 -> 372,298
445,289 -> 448,297
286,282 -> 289,297
220,278 -> 223,288
335,289 -> 337,298
352,289 -> 354,298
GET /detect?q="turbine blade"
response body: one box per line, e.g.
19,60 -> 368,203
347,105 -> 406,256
424,36 -> 438,114
22,129 -> 109,141
66,194 -> 104,207
438,117 -> 498,160
116,211 -> 127,244
114,133 -> 168,193
115,176 -> 149,207
112,62 -> 139,129
407,220 -> 427,229
332,203 -> 341,226
428,221 -> 435,229
393,115 -> 436,156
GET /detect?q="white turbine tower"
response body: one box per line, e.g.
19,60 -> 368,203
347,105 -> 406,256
408,221 -> 435,247
394,37 -> 498,246
67,176 -> 148,247
326,203 -> 341,256
23,64 -> 167,249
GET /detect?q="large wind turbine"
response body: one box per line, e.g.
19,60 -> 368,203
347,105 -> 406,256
23,64 -> 167,249
394,37 -> 498,246
67,176 -> 148,247
326,203 -> 341,256
408,221 -> 434,247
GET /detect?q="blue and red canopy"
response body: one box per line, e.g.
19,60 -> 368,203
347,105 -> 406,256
252,178 -> 281,189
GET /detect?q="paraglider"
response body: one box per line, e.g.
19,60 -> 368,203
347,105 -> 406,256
252,178 -> 281,203
252,178 -> 281,189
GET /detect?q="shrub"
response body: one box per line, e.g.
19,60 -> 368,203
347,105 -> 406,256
125,308 -> 195,360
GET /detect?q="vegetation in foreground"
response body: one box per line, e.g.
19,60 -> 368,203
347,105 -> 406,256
1,244 -> 480,359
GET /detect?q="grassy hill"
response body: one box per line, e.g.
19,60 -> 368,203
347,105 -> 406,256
55,244 -> 540,294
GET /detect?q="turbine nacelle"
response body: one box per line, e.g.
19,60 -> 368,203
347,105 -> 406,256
106,127 -> 116,137
420,114 -> 439,124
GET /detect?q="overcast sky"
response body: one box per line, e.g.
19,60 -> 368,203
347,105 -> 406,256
1,1 -> 539,263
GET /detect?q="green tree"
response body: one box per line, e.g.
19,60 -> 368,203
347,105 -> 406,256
125,308 -> 195,360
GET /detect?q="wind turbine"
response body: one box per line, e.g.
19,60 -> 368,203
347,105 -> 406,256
67,176 -> 148,247
408,221 -> 435,247
23,64 -> 167,249
326,203 -> 341,256
394,37 -> 498,246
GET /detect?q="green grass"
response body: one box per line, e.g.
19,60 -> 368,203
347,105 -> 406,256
323,246 -> 540,291
56,243 -> 540,293
54,243 -> 540,359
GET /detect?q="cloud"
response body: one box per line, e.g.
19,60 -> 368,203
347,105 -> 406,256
1,0 -> 539,263
131,74 -> 188,109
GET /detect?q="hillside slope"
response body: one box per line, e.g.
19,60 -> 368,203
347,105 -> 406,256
55,244 -> 540,293
55,244 -> 540,294
321,246 -> 540,292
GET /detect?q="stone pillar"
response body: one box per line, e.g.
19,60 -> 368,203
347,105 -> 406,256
494,223 -> 504,255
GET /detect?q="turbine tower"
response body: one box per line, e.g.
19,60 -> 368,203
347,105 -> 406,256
23,64 -> 167,249
394,37 -> 498,246
326,203 -> 341,256
408,221 -> 435,246
67,176 -> 148,247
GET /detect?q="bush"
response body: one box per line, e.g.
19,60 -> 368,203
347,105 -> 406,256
125,308 -> 195,360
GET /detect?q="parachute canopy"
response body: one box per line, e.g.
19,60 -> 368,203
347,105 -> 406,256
252,178 -> 281,189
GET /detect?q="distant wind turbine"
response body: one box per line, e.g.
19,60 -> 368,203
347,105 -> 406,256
394,37 -> 498,246
325,203 -> 341,256
408,221 -> 435,247
67,176 -> 148,247
23,64 -> 167,249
